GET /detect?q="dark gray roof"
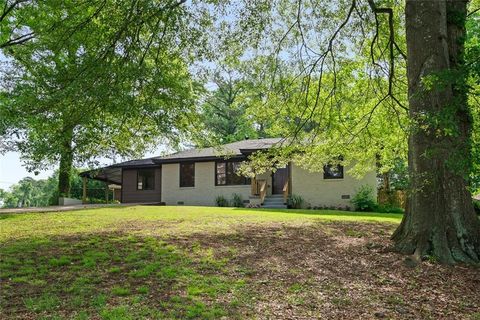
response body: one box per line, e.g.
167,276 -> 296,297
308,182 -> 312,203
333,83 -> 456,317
153,138 -> 284,163
110,157 -> 158,168
80,138 -> 284,183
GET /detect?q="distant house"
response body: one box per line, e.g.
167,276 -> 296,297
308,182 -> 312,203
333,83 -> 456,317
80,138 -> 376,208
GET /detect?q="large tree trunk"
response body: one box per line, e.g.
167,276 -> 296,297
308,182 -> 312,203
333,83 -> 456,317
392,0 -> 480,264
58,126 -> 74,197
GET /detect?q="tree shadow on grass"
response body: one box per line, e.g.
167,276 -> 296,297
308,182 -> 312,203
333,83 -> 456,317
0,214 -> 20,220
1,222 -> 478,319
170,221 -> 480,319
0,232 -> 246,319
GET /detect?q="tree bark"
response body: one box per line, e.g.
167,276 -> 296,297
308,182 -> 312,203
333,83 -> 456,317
58,126 -> 74,197
392,0 -> 480,264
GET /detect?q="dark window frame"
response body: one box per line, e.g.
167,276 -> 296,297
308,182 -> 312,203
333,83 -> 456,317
179,162 -> 195,188
215,160 -> 251,186
137,168 -> 155,190
323,157 -> 344,180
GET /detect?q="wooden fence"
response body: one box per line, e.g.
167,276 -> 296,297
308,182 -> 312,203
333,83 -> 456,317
377,189 -> 406,210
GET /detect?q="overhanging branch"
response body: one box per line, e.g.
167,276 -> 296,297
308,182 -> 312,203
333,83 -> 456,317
367,0 -> 407,112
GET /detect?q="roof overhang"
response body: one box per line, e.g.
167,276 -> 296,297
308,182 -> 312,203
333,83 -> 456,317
79,166 -> 123,185
152,155 -> 247,164
238,148 -> 271,156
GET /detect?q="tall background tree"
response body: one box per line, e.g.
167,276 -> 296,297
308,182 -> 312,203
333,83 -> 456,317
197,61 -> 277,146
200,71 -> 260,145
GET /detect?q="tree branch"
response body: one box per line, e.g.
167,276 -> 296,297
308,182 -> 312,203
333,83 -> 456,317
367,0 -> 408,111
0,0 -> 27,23
291,0 -> 357,141
0,32 -> 35,49
467,7 -> 480,17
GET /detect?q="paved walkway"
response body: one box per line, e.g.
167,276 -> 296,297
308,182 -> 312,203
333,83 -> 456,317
0,203 -> 161,214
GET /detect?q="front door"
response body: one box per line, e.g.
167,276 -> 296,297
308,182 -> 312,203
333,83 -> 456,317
272,166 -> 288,194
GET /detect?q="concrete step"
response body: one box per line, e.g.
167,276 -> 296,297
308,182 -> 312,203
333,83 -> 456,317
267,194 -> 284,198
264,198 -> 283,203
262,204 -> 288,209
262,194 -> 287,208
263,201 -> 285,206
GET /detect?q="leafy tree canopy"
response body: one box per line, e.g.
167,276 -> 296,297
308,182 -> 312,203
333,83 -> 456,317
0,0 -> 211,195
196,59 -> 278,146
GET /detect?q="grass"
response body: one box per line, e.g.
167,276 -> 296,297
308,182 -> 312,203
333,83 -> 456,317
0,231 -> 243,318
0,206 -> 402,242
1,205 -> 477,319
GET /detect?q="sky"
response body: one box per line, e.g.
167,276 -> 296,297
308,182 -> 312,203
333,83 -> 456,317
0,152 -> 53,189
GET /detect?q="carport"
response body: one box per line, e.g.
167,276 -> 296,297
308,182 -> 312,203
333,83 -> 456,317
79,166 -> 123,204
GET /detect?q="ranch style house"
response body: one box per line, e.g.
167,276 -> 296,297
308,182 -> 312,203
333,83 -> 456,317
80,138 -> 377,208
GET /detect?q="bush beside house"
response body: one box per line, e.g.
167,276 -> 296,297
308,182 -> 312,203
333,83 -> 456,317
352,185 -> 404,213
351,185 -> 377,212
287,194 -> 304,209
215,195 -> 229,207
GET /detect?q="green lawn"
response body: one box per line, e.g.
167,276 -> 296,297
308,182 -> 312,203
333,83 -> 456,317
0,206 -> 402,242
1,206 -> 478,319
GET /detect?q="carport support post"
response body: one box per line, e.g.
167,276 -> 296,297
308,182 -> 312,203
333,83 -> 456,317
105,182 -> 109,203
82,176 -> 87,204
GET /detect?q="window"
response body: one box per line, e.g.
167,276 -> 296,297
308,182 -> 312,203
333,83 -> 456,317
180,162 -> 195,187
323,163 -> 344,179
137,169 -> 155,190
215,161 -> 251,186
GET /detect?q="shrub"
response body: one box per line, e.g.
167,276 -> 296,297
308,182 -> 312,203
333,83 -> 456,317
85,198 -> 120,204
351,185 -> 377,212
375,204 -> 404,214
287,194 -> 304,209
215,195 -> 229,207
231,193 -> 244,208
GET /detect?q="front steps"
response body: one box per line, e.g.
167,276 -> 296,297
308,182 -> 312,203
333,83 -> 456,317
262,194 -> 287,209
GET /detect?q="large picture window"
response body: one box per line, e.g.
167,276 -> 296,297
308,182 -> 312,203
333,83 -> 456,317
180,162 -> 195,187
137,169 -> 155,190
215,161 -> 250,186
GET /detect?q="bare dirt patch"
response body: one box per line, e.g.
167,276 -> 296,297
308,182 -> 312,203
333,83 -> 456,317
172,221 -> 480,319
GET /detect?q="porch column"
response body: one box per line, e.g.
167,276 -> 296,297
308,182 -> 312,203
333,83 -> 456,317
251,177 -> 257,196
288,162 -> 292,196
105,182 -> 109,203
82,176 -> 87,204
